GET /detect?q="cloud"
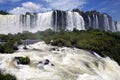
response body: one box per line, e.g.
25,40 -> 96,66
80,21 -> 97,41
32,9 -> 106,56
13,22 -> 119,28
44,0 -> 87,10
9,0 -> 86,14
99,8 -> 107,12
9,2 -> 51,14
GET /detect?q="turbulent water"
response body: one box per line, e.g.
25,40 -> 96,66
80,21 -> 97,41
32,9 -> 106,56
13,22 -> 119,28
0,42 -> 120,80
0,11 -> 119,34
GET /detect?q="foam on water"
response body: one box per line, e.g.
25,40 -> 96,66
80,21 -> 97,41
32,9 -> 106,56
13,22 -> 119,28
0,42 -> 120,80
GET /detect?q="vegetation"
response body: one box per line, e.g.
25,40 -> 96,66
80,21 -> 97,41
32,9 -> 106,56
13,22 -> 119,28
15,57 -> 30,65
0,10 -> 9,15
0,29 -> 120,64
0,71 -> 16,80
41,29 -> 120,64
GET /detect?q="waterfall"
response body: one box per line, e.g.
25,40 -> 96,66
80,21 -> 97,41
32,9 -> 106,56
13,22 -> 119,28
92,14 -> 99,29
88,15 -> 91,27
95,15 -> 99,28
93,14 -> 96,28
0,15 -> 22,34
66,11 -> 85,30
55,11 -> 57,31
112,21 -> 116,32
104,14 -> 110,31
61,11 -> 64,28
33,11 -> 53,32
0,42 -> 120,80
0,11 -> 119,34
116,22 -> 120,31
26,15 -> 31,30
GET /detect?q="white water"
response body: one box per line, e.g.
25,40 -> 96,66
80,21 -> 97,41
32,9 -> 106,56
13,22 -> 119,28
92,14 -> 99,28
61,11 -> 64,28
104,14 -> 110,31
0,42 -> 120,80
88,15 -> 91,27
0,15 -> 22,34
112,21 -> 116,32
0,12 -> 53,34
55,11 -> 57,31
95,15 -> 99,28
116,22 -> 120,31
93,14 -> 96,28
66,12 -> 85,30
30,12 -> 53,32
0,11 -> 119,34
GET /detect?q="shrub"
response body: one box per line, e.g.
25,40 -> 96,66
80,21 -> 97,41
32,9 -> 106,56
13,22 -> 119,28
15,57 -> 30,65
0,71 -> 16,80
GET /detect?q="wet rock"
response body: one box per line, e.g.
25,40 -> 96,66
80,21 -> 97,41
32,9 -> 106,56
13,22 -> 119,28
51,64 -> 55,66
84,62 -> 90,68
50,48 -> 59,51
13,46 -> 19,50
38,61 -> 42,64
23,45 -> 28,50
44,59 -> 50,65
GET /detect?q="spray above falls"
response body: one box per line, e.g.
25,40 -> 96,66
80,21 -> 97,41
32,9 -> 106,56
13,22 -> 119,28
0,10 -> 119,34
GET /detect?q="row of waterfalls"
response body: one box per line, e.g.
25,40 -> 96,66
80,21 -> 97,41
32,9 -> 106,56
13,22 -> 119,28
0,10 -> 119,34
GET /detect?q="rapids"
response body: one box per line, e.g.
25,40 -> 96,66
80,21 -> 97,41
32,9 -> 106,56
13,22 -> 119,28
0,42 -> 120,80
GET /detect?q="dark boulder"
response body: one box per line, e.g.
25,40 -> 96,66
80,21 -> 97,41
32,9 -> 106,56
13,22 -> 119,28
44,59 -> 50,65
23,46 -> 28,50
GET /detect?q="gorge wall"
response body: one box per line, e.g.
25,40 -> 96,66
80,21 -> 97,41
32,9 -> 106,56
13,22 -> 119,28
0,10 -> 119,34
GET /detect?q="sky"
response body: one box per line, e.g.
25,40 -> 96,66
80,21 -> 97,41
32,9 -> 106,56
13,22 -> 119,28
0,0 -> 120,21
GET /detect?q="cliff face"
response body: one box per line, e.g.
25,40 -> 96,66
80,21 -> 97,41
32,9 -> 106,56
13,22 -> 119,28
72,9 -> 117,32
0,10 -> 119,34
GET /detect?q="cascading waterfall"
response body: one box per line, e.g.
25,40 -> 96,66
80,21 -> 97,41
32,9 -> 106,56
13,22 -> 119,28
95,15 -> 99,28
34,12 -> 53,32
88,15 -> 91,27
55,11 -> 58,31
66,11 -> 85,30
26,15 -> 31,30
0,42 -> 120,80
0,15 -> 22,34
92,14 -> 96,28
0,11 -> 119,34
61,11 -> 64,28
92,14 -> 99,29
116,22 -> 120,31
112,21 -> 116,32
104,14 -> 110,31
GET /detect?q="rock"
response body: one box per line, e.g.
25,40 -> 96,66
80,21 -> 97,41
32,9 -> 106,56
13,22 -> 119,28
51,64 -> 54,66
50,48 -> 59,51
44,59 -> 50,65
23,45 -> 28,50
13,46 -> 19,50
38,61 -> 42,64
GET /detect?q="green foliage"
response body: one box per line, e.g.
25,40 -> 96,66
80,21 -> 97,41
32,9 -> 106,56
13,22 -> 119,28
0,28 -> 120,64
0,10 -> 9,15
17,57 -> 30,65
0,71 -> 16,80
41,29 -> 120,64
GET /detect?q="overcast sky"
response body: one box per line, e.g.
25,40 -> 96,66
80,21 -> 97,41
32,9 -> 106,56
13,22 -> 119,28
0,0 -> 120,21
